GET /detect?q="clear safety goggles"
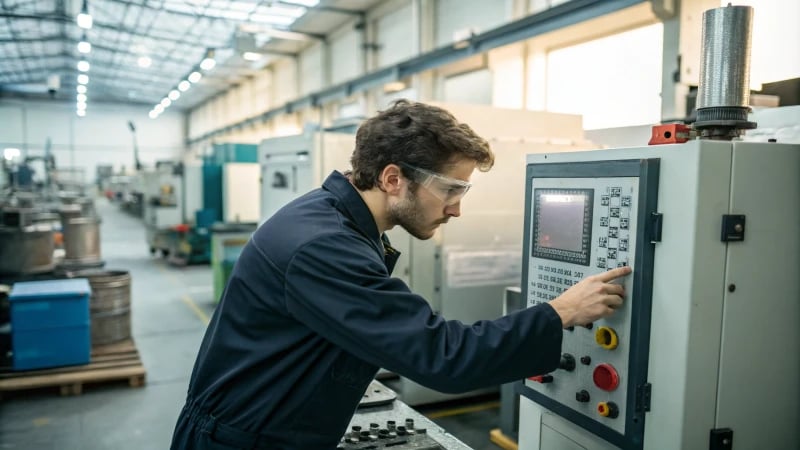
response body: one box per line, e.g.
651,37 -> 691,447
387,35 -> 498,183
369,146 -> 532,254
400,163 -> 472,206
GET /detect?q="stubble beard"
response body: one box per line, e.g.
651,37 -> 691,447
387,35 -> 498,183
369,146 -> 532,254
389,190 -> 437,240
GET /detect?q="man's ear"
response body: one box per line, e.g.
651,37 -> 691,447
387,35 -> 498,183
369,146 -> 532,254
378,164 -> 404,196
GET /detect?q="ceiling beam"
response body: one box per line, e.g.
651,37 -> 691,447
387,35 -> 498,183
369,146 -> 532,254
109,0 -> 326,40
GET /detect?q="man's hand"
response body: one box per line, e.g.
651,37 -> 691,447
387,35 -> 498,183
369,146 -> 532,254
548,266 -> 632,328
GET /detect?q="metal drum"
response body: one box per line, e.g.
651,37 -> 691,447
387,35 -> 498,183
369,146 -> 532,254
68,270 -> 131,346
62,216 -> 102,265
0,225 -> 55,275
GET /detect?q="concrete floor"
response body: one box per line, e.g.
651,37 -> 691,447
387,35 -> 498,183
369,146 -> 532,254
0,198 -> 506,450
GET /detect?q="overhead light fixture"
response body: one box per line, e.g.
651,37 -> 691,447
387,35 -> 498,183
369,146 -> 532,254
160,98 -> 171,108
168,90 -> 180,101
178,80 -> 191,92
155,104 -> 164,113
77,0 -> 92,29
279,0 -> 319,6
148,110 -> 159,119
77,101 -> 87,111
188,71 -> 202,83
77,93 -> 87,103
383,81 -> 407,93
77,60 -> 90,72
242,52 -> 262,62
77,85 -> 87,94
77,35 -> 91,54
3,148 -> 21,161
77,109 -> 86,117
137,56 -> 152,68
200,49 -> 216,71
77,74 -> 89,84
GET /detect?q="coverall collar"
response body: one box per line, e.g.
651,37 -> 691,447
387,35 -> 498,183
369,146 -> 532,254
322,171 -> 400,274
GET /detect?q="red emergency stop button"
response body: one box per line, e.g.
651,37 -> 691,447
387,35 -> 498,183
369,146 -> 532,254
593,363 -> 619,391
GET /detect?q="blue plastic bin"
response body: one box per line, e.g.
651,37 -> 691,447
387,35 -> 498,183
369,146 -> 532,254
9,278 -> 92,370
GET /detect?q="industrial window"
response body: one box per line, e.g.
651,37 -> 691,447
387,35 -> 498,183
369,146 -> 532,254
545,23 -> 663,130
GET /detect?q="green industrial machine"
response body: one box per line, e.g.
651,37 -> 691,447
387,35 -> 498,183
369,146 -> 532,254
210,223 -> 257,303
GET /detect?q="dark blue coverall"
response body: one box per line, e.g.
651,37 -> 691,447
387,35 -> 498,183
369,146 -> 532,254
171,171 -> 563,449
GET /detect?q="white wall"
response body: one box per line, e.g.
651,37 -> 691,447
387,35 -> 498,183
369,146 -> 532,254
375,2 -> 414,68
0,100 -> 185,181
435,0 -> 511,47
330,23 -> 363,84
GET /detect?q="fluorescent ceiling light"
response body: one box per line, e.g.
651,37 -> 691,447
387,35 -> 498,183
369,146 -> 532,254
242,52 -> 262,61
77,93 -> 87,102
77,101 -> 87,110
168,90 -> 180,101
200,57 -> 216,71
149,110 -> 159,119
280,0 -> 319,7
77,85 -> 87,94
161,98 -> 172,108
77,109 -> 86,117
77,60 -> 90,72
249,14 -> 296,26
254,4 -> 306,18
178,80 -> 191,91
155,104 -> 165,113
77,40 -> 91,54
3,148 -> 21,161
77,13 -> 92,29
188,71 -> 202,83
138,56 -> 152,68
77,74 -> 89,84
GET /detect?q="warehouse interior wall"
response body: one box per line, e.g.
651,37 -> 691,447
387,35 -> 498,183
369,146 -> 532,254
0,101 -> 184,182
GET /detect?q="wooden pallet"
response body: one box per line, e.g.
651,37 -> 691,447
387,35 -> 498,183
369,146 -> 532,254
0,339 -> 146,398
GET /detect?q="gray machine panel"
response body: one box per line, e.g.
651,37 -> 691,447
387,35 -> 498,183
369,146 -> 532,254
519,159 -> 660,449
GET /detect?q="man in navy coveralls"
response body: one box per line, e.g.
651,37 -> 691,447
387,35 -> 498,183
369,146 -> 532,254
171,100 -> 630,449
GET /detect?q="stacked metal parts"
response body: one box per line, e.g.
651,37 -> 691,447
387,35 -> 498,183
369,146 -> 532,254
695,4 -> 757,138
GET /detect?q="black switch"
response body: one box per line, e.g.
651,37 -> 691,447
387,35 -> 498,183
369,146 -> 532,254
560,353 -> 576,372
575,390 -> 590,403
580,356 -> 592,365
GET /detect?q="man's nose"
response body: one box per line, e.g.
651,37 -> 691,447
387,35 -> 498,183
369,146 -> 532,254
444,201 -> 461,217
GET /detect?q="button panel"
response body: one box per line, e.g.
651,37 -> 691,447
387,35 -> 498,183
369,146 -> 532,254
525,176 -> 640,435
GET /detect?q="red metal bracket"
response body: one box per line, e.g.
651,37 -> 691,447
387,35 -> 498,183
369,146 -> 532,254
648,123 -> 691,145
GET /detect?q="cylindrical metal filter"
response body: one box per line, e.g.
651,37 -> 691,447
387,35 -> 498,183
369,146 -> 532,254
62,216 -> 102,264
67,270 -> 132,346
695,4 -> 756,135
0,225 -> 55,275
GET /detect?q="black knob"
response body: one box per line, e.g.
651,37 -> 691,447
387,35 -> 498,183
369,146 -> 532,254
560,353 -> 576,372
567,326 -> 575,332
580,356 -> 592,365
575,390 -> 590,403
584,322 -> 594,329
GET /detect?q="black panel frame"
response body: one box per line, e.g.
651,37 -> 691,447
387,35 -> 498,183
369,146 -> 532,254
518,158 -> 660,450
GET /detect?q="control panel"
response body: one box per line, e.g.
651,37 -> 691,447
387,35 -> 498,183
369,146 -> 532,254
520,159 -> 659,449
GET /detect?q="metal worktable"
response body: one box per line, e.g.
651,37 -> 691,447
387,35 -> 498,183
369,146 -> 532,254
341,381 -> 473,450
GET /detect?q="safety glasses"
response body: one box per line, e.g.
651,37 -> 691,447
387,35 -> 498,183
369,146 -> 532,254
400,163 -> 472,206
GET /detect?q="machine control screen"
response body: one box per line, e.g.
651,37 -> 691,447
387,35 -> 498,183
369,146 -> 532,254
533,189 -> 593,266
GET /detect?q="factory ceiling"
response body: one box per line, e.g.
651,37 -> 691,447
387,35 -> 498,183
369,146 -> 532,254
0,0 -> 382,111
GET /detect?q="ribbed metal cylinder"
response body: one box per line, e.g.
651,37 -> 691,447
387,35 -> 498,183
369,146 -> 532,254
68,270 -> 131,345
0,225 -> 55,275
697,5 -> 753,110
63,216 -> 102,263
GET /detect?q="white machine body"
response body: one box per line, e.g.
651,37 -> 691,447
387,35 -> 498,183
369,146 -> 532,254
258,132 -> 354,224
518,140 -> 799,450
